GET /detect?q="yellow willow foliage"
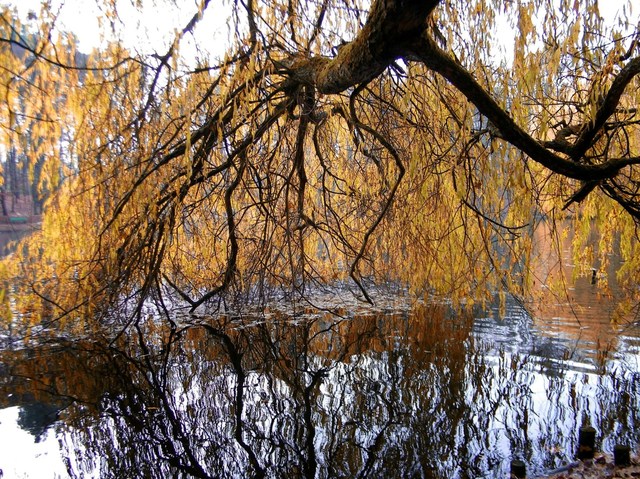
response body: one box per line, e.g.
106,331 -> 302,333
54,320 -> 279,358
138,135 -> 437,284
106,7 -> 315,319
0,12 -> 84,194
0,0 -> 639,335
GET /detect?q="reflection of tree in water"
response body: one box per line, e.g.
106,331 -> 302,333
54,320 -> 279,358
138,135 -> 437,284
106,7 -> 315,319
17,401 -> 64,441
1,305 -> 639,478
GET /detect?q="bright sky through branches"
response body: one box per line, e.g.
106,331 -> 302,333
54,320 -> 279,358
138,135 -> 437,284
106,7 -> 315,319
4,0 -> 231,62
3,0 -> 634,62
3,0 -> 633,71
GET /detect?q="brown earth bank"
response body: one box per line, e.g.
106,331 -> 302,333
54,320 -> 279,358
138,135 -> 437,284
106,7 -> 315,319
533,449 -> 640,479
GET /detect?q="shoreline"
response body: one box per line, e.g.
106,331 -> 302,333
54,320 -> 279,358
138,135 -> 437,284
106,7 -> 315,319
534,450 -> 639,479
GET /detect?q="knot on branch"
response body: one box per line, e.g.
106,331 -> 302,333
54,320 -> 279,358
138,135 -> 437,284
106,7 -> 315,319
273,54 -> 331,88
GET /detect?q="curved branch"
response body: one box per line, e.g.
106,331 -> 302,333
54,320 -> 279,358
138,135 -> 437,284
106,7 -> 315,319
602,180 -> 640,220
280,0 -> 440,93
188,154 -> 247,312
570,57 -> 640,160
410,33 -> 640,181
103,70 -> 270,234
294,87 -> 315,228
306,0 -> 330,51
242,0 -> 259,49
188,101 -> 289,311
347,83 -> 406,304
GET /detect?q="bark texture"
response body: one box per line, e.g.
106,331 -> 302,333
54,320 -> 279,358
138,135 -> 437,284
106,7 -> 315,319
284,0 -> 439,93
282,0 -> 640,187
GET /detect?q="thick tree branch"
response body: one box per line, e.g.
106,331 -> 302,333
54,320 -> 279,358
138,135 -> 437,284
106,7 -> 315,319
279,0 -> 440,94
569,57 -> 640,160
543,124 -> 581,153
410,33 -> 640,182
562,180 -> 599,210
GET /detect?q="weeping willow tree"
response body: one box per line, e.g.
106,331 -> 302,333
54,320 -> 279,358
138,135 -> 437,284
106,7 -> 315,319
1,0 -> 639,334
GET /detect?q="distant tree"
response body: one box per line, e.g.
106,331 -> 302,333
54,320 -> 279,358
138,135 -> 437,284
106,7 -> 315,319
0,13 -> 85,217
1,0 -> 639,331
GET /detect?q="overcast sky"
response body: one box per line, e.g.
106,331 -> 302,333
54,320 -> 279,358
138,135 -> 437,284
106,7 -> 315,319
5,0 -> 230,61
5,0 -> 634,55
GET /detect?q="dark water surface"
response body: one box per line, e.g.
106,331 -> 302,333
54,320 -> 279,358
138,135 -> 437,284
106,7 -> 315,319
0,293 -> 638,479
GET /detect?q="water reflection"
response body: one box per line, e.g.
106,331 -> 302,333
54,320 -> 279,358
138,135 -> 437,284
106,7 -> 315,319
0,303 -> 638,478
0,227 -> 33,256
528,221 -> 640,361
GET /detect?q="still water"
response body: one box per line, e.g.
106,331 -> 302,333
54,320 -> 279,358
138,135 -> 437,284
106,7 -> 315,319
0,290 -> 638,479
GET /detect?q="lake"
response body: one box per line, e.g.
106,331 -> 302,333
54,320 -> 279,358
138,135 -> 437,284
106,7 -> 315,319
0,285 -> 638,478
0,221 -> 639,478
